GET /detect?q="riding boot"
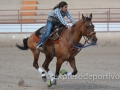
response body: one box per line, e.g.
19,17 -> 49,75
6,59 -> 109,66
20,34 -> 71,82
36,43 -> 42,49
36,43 -> 44,53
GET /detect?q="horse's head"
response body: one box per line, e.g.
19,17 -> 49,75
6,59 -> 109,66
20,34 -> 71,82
80,13 -> 97,45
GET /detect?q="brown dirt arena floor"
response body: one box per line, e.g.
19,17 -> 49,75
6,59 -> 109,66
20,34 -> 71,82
0,43 -> 120,90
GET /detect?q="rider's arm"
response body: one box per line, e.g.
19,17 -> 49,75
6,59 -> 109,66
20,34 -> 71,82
66,11 -> 75,24
54,8 -> 68,27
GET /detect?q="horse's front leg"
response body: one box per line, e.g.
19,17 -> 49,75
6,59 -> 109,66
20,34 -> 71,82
55,58 -> 65,78
69,57 -> 78,75
60,57 -> 78,76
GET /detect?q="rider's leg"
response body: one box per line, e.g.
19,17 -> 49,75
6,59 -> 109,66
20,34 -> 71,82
36,20 -> 53,48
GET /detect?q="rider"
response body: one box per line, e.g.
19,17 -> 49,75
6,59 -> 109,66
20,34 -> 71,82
36,1 -> 75,49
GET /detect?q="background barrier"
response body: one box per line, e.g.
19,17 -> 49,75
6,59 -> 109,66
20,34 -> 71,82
0,8 -> 120,33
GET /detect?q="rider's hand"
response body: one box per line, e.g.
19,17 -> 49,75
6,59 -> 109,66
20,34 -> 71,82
73,21 -> 77,26
67,25 -> 71,30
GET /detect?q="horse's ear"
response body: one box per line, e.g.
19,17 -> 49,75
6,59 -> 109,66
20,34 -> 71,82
82,14 -> 85,20
89,13 -> 92,19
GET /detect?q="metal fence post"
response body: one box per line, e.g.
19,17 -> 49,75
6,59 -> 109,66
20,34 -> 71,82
79,12 -> 80,20
20,13 -> 22,33
109,8 -> 110,21
107,11 -> 109,31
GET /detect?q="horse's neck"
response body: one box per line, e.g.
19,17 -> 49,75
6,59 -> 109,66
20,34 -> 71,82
71,22 -> 82,45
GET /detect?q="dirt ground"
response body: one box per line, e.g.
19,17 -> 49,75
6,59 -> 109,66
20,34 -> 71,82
0,43 -> 120,90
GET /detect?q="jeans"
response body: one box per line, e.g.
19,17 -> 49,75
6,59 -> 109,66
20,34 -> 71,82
37,20 -> 60,47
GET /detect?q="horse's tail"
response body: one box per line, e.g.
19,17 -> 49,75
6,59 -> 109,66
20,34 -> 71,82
16,38 -> 29,50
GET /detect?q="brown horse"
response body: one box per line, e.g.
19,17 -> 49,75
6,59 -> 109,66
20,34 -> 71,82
16,13 -> 97,87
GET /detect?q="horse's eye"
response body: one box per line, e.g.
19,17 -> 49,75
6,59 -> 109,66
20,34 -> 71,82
86,26 -> 89,29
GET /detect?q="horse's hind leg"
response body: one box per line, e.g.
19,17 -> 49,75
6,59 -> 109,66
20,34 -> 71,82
42,55 -> 53,72
32,50 -> 39,69
31,50 -> 46,81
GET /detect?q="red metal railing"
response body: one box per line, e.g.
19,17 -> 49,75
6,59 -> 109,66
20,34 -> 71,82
0,8 -> 120,33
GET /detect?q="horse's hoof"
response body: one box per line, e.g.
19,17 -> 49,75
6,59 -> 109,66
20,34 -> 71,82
39,47 -> 44,51
51,79 -> 57,85
60,69 -> 67,75
42,76 -> 47,82
47,80 -> 52,87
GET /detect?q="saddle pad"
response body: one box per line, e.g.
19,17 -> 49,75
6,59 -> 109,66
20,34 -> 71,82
35,24 -> 65,38
33,27 -> 66,46
35,26 -> 46,37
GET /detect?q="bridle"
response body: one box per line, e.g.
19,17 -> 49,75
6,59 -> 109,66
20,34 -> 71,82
70,18 -> 96,50
82,19 -> 96,40
58,18 -> 96,55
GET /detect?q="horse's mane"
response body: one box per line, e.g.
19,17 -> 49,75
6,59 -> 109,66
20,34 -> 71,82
71,15 -> 92,32
71,16 -> 92,33
85,17 -> 91,21
73,16 -> 91,26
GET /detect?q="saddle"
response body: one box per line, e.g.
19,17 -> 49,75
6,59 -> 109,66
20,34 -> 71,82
33,24 -> 66,45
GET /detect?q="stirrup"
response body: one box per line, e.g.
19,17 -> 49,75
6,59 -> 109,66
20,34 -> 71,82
39,47 -> 44,51
35,46 -> 44,54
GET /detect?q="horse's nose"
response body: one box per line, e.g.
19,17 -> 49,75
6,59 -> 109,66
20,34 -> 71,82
92,38 -> 97,43
93,38 -> 97,41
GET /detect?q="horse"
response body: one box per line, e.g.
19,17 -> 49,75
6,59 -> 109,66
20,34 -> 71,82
16,13 -> 97,87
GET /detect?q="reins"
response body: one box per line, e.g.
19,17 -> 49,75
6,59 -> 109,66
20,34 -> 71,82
58,19 -> 96,55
